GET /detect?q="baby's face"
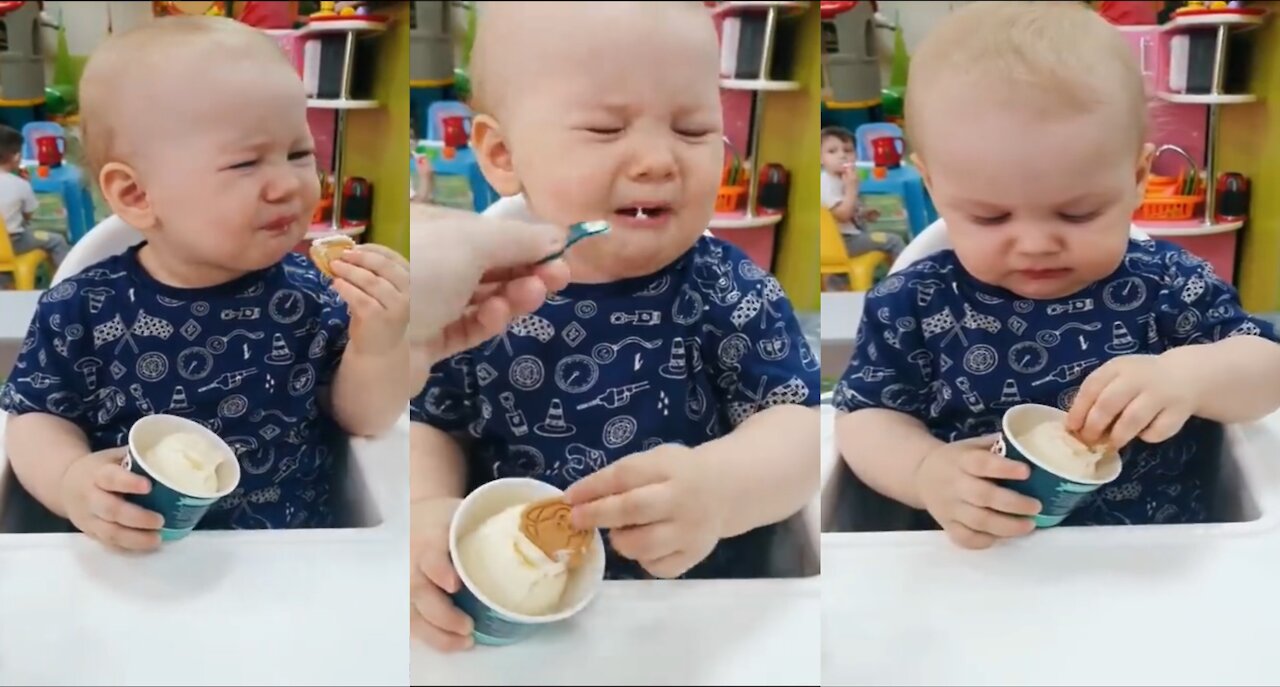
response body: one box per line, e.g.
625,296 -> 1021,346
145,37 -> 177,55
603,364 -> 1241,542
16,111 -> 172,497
917,94 -> 1148,300
821,135 -> 854,175
492,5 -> 724,282
132,60 -> 320,275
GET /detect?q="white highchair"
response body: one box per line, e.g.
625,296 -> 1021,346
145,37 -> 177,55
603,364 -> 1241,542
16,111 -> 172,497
50,214 -> 145,286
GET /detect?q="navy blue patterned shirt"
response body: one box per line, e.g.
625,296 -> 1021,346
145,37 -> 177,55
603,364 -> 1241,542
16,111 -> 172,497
834,238 -> 1278,526
413,236 -> 820,579
0,243 -> 351,530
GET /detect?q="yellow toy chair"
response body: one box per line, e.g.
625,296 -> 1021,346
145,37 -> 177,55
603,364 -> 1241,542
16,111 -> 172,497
0,218 -> 53,290
819,207 -> 887,292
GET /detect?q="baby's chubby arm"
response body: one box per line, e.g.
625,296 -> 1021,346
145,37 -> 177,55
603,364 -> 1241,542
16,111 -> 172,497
696,403 -> 819,538
832,277 -> 1039,549
6,412 -> 94,518
1164,335 -> 1280,421
409,379 -> 478,652
330,338 -> 413,437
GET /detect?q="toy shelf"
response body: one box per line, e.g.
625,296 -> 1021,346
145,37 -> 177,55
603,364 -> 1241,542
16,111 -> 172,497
712,1 -> 809,17
1134,218 -> 1245,237
1140,8 -> 1269,231
1162,11 -> 1266,31
302,17 -> 386,238
711,1 -> 808,233
307,98 -> 381,109
1156,91 -> 1259,104
711,210 -> 783,229
720,78 -> 802,91
298,18 -> 390,35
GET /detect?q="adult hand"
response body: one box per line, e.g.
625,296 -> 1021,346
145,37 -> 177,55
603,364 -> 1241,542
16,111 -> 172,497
409,204 -> 570,368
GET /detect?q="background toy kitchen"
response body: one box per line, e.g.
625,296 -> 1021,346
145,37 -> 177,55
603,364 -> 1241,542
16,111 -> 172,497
819,0 -> 1272,307
818,0 -> 1278,392
0,0 -> 408,292
411,0 -> 820,314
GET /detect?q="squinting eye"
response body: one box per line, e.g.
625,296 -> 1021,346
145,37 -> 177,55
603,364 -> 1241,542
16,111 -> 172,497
288,150 -> 315,161
1060,211 -> 1100,224
971,214 -> 1009,226
586,127 -> 623,136
675,129 -> 713,138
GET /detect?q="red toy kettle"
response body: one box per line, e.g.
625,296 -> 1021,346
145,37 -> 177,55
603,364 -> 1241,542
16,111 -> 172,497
441,116 -> 469,149
35,135 -> 64,167
870,135 -> 904,169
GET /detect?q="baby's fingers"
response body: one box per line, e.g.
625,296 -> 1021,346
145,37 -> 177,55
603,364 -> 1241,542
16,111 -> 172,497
1105,394 -> 1160,450
955,503 -> 1035,539
88,489 -> 164,530
87,518 -> 162,552
94,463 -> 151,495
958,450 -> 1030,482
959,475 -> 1041,517
942,521 -> 997,550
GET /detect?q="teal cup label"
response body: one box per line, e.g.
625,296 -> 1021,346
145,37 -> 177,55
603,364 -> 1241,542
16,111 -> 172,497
123,414 -> 241,542
449,569 -> 544,646
992,405 -> 1122,529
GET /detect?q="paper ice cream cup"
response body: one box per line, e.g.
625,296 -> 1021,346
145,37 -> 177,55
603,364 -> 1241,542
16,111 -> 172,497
448,477 -> 606,647
993,404 -> 1123,529
123,414 -> 241,542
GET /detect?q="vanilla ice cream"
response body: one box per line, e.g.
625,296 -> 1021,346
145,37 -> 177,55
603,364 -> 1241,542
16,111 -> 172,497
1018,422 -> 1110,481
144,432 -> 224,497
457,503 -> 569,617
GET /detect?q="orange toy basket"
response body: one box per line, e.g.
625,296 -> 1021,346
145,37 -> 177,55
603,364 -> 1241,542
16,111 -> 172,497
1135,146 -> 1205,222
1135,172 -> 1204,222
716,184 -> 746,213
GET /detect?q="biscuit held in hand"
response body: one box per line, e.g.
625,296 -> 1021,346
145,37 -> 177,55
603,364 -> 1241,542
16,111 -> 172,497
520,498 -> 591,569
310,235 -> 357,278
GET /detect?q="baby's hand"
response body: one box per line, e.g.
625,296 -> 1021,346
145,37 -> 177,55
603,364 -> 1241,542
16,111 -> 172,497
410,497 -> 474,652
330,244 -> 410,355
60,447 -> 164,552
564,443 -> 721,579
913,435 -> 1041,550
841,165 -> 860,192
1066,353 -> 1197,451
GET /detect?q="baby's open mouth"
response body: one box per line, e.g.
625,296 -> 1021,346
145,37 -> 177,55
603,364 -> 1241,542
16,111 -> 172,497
614,204 -> 671,220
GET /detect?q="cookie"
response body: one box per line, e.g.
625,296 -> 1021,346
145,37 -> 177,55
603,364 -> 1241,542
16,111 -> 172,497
310,235 -> 356,278
520,497 -> 591,568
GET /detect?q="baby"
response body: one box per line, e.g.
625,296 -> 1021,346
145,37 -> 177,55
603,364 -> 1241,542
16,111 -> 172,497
0,17 -> 410,550
410,1 -> 819,651
834,1 -> 1280,549
819,126 -> 905,266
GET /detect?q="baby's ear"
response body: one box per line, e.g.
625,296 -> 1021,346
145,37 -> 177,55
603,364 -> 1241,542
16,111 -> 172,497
98,162 -> 158,231
471,114 -> 522,197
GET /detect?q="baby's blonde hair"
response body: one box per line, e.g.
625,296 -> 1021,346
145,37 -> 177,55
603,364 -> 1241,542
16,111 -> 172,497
468,0 -> 710,116
905,1 -> 1147,155
79,15 -> 294,181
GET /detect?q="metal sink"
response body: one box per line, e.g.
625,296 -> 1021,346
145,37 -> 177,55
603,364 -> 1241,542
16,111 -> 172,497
0,430 -> 382,534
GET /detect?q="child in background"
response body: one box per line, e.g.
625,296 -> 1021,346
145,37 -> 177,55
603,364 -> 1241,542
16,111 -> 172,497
0,124 -> 69,269
410,0 -> 819,652
820,125 -> 906,270
834,1 -> 1280,550
0,16 -> 410,551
